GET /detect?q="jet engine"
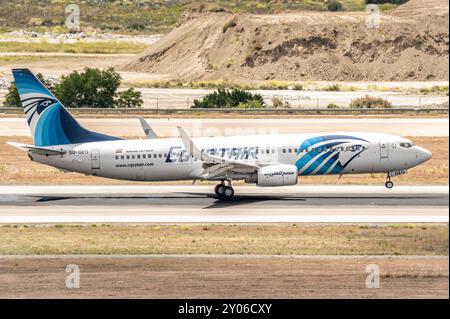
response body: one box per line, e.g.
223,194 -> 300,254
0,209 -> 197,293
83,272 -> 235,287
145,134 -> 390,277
254,164 -> 298,187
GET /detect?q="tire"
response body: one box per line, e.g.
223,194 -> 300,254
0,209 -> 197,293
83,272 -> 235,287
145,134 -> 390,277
385,181 -> 394,189
222,186 -> 234,199
215,184 -> 226,196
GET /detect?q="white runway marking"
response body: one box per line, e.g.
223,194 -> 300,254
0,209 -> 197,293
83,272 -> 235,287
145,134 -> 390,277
0,185 -> 447,223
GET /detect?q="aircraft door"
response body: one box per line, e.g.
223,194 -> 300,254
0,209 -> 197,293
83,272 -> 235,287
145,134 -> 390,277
379,140 -> 389,159
91,149 -> 101,170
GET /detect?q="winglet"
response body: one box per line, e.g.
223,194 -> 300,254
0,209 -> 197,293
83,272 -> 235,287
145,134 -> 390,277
139,117 -> 158,139
177,126 -> 203,160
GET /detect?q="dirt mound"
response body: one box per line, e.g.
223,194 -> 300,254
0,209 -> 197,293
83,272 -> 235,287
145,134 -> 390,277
391,0 -> 449,17
123,1 -> 449,82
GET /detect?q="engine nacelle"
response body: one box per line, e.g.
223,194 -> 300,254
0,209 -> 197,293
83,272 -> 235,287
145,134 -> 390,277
256,164 -> 298,187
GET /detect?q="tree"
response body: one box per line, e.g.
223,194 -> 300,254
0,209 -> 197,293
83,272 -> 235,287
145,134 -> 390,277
4,73 -> 52,108
115,88 -> 143,108
54,67 -> 122,108
3,68 -> 143,109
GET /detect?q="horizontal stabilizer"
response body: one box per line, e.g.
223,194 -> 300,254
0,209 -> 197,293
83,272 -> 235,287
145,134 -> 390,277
6,142 -> 66,156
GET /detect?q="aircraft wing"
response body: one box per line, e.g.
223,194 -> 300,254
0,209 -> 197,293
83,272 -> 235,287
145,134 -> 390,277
6,142 -> 66,156
139,117 -> 158,139
177,126 -> 260,179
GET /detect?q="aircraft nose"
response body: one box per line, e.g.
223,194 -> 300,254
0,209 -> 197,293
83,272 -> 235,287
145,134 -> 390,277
416,146 -> 432,163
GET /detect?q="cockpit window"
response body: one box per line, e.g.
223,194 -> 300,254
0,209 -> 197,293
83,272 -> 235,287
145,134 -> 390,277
400,142 -> 414,148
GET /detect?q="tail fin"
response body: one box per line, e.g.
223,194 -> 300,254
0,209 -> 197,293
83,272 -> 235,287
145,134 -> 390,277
12,68 -> 121,147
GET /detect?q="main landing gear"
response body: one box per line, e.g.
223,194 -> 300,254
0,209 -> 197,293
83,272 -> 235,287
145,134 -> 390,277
385,174 -> 394,189
214,180 -> 235,199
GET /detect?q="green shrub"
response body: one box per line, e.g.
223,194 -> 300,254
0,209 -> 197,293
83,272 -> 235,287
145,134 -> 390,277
327,0 -> 343,11
127,23 -> 146,32
327,103 -> 339,109
237,100 -> 265,109
271,97 -> 291,108
115,88 -> 143,108
192,88 -> 265,109
350,95 -> 392,109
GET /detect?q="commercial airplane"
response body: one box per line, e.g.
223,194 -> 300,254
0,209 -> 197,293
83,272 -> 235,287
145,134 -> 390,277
8,69 -> 432,199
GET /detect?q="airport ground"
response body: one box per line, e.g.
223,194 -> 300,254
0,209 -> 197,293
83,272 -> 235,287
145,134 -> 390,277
0,116 -> 447,298
0,184 -> 447,298
0,255 -> 447,298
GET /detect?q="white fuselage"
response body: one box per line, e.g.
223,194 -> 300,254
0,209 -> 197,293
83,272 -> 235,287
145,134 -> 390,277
28,132 -> 431,183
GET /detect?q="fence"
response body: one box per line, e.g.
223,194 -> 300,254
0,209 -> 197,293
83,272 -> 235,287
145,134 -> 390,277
0,107 -> 448,115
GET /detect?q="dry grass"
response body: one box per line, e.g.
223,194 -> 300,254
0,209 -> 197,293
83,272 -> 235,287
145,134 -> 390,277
0,41 -> 147,54
0,256 -> 447,298
0,224 -> 447,255
0,136 -> 447,185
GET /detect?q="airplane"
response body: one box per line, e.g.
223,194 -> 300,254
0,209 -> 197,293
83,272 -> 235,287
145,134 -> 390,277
7,68 -> 432,199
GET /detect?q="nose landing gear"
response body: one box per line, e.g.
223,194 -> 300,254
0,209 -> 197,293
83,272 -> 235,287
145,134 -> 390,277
214,180 -> 234,199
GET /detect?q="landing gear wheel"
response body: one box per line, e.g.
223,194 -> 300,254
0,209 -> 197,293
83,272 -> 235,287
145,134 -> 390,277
215,183 -> 226,196
222,186 -> 234,199
385,181 -> 394,189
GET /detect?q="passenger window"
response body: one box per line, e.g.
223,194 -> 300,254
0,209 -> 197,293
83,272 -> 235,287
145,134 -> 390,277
153,154 -> 157,158
158,154 -> 162,158
142,154 -> 146,159
282,149 -> 286,153
126,155 -> 130,160
266,149 -> 270,154
164,153 -> 167,157
137,155 -> 140,159
121,155 -> 124,160
132,155 -> 135,159
115,155 -> 119,160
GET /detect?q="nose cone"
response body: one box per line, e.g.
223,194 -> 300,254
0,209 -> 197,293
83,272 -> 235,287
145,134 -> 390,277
416,146 -> 432,164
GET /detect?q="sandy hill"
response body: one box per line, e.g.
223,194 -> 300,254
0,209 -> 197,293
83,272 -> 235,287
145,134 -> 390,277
123,0 -> 449,82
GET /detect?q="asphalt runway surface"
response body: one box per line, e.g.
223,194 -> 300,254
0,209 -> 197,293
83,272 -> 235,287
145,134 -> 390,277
0,186 -> 447,223
0,118 -> 448,137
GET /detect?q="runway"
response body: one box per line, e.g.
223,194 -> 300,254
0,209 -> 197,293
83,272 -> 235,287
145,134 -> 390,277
0,185 -> 447,223
0,118 -> 448,137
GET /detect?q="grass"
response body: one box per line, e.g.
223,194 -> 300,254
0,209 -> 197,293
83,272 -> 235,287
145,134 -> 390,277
0,136 -> 447,185
0,224 -> 447,255
419,85 -> 449,95
0,1 -> 369,35
123,79 -> 296,90
350,95 -> 393,109
0,41 -> 148,54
